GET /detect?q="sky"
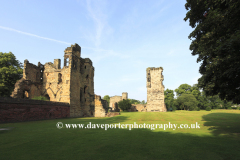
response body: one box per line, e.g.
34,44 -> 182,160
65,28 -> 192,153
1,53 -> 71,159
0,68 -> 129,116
0,0 -> 201,102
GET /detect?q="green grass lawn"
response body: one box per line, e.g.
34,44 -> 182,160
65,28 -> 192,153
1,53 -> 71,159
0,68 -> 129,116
1,110 -> 240,160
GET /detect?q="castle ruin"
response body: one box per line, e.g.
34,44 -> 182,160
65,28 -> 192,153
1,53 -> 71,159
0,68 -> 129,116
11,43 -> 108,117
109,92 -> 128,111
146,67 -> 166,112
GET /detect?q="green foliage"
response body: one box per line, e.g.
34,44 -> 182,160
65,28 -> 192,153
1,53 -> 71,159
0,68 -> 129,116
172,106 -> 177,111
103,95 -> 110,104
140,100 -> 147,104
128,99 -> 141,104
176,94 -> 198,111
227,107 -> 232,110
118,99 -> 132,111
164,89 -> 176,110
0,52 -> 23,97
184,0 -> 240,104
175,84 -> 192,97
236,107 -> 240,110
32,96 -> 49,101
206,106 -> 211,111
220,99 -> 233,109
197,107 -> 201,111
167,83 -> 234,111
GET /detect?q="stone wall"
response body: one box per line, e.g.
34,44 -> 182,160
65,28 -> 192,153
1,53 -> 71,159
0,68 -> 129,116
94,95 -> 108,117
146,67 -> 166,112
109,92 -> 128,111
106,112 -> 120,117
130,104 -> 147,112
109,96 -> 122,111
11,43 -> 96,118
0,97 -> 70,123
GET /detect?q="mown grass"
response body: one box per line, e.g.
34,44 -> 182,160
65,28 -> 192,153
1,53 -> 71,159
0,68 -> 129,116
1,110 -> 240,160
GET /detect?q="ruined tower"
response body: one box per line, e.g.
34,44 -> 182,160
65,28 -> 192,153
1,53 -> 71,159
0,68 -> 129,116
146,67 -> 166,112
11,43 -> 96,117
122,92 -> 128,100
63,44 -> 95,117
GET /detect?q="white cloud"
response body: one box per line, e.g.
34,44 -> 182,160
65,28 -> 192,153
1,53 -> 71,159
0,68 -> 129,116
87,49 -> 130,63
0,26 -> 71,45
85,0 -> 113,47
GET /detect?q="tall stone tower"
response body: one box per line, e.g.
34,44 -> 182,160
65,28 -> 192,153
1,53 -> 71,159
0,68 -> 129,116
64,44 -> 95,117
122,92 -> 128,100
146,67 -> 166,112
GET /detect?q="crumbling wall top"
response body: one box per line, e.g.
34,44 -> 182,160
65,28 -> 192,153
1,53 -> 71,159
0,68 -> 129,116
64,43 -> 81,58
146,67 -> 163,71
65,43 -> 81,52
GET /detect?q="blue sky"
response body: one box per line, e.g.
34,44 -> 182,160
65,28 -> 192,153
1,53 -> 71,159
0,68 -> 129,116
0,0 -> 201,101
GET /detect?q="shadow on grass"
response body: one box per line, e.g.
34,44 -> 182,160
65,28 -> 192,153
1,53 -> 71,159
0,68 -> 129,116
1,126 -> 240,160
64,115 -> 130,124
202,113 -> 240,136
1,113 -> 240,160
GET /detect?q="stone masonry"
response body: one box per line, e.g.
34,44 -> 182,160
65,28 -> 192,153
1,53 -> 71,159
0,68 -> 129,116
146,67 -> 166,112
109,92 -> 128,111
11,43 -> 108,117
94,95 -> 108,117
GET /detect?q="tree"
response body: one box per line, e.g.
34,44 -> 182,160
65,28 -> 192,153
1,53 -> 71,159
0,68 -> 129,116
220,99 -> 233,109
0,52 -> 23,97
197,91 -> 210,109
128,99 -> 141,104
175,84 -> 192,97
118,99 -> 132,111
164,89 -> 175,110
140,100 -> 147,104
184,0 -> 240,103
176,94 -> 198,111
208,94 -> 222,109
190,84 -> 201,100
103,95 -> 110,104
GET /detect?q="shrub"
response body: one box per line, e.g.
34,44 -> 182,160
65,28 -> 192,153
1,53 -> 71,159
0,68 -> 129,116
237,107 -> 240,110
206,106 -> 211,111
227,107 -> 232,110
189,106 -> 199,111
189,106 -> 195,111
172,106 -> 177,111
118,99 -> 132,111
32,96 -> 49,101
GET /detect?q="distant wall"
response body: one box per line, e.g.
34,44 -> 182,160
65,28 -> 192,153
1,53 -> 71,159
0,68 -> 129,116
130,104 -> 147,112
94,95 -> 108,117
106,112 -> 120,117
0,97 -> 70,123
109,96 -> 122,111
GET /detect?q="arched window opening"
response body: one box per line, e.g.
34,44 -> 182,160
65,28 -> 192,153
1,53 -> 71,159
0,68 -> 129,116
22,90 -> 29,99
84,86 -> 87,94
45,94 -> 50,101
65,58 -> 69,66
86,75 -> 89,83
